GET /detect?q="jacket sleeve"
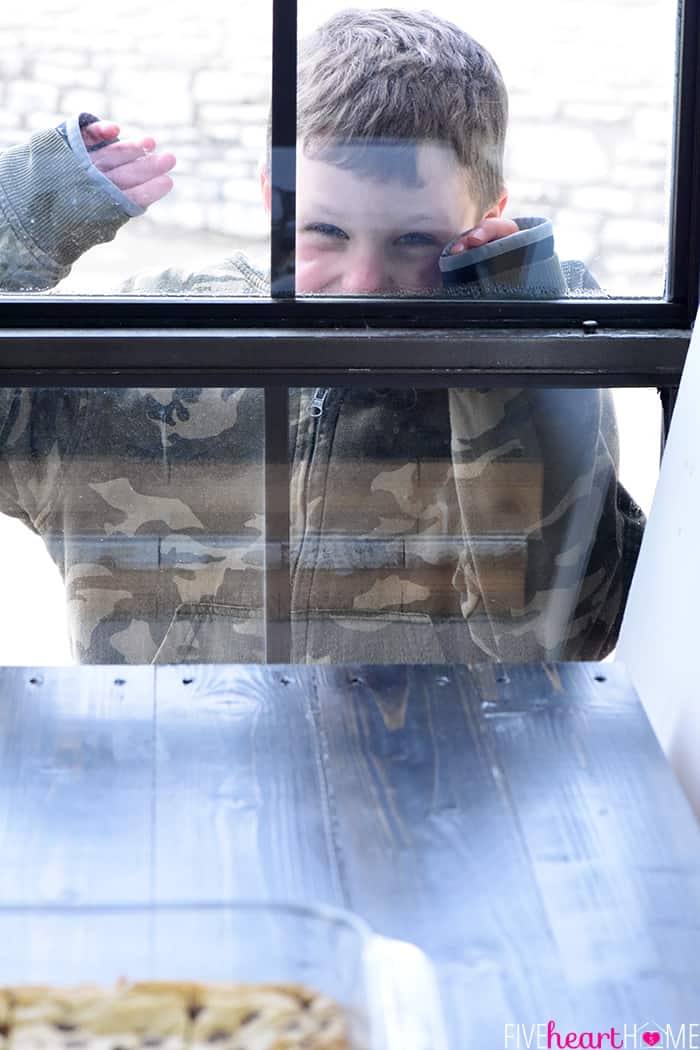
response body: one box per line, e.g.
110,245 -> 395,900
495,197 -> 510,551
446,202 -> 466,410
0,387 -> 86,531
0,119 -> 139,292
444,221 -> 641,660
448,386 -> 644,661
440,216 -> 603,298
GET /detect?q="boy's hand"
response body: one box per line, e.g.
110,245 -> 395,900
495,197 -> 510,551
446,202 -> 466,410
80,120 -> 176,209
447,217 -> 519,253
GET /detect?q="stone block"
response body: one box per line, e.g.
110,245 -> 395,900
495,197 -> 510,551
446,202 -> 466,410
239,125 -> 265,151
556,207 -> 603,230
174,176 -> 220,203
168,202 -> 207,231
507,95 -> 559,121
41,65 -> 103,88
200,160 -> 238,179
563,103 -> 629,124
26,111 -> 65,132
551,227 -> 598,266
0,53 -> 25,80
507,125 -> 609,185
0,113 -> 22,130
206,124 -> 242,143
112,72 -> 193,125
8,79 -> 58,111
222,177 -> 263,204
614,165 -> 666,190
571,187 -> 636,214
604,252 -> 667,277
206,202 -> 267,238
193,70 -> 235,102
633,107 -> 674,145
60,90 -> 108,117
616,141 -> 669,166
603,219 -> 667,250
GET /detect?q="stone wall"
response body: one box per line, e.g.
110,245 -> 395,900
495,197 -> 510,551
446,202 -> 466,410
1,0 -> 676,295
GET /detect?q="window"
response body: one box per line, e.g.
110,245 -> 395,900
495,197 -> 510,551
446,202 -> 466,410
0,0 -> 694,666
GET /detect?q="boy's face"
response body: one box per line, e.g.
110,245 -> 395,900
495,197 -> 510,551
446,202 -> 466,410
262,142 -> 499,295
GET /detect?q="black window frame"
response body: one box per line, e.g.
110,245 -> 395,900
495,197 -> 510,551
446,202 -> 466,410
0,0 -> 696,661
0,0 -> 695,387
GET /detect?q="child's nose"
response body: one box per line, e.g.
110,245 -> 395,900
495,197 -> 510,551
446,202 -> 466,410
341,249 -> 393,294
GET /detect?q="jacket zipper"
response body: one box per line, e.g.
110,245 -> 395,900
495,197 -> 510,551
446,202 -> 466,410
309,387 -> 329,417
292,389 -> 328,583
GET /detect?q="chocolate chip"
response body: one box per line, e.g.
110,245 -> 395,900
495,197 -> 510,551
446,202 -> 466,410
54,1023 -> 77,1032
187,1005 -> 203,1021
206,1030 -> 230,1043
239,1012 -> 259,1026
0,1025 -> 9,1039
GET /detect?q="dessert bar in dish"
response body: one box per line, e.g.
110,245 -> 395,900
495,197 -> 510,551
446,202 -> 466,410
0,982 -> 350,1050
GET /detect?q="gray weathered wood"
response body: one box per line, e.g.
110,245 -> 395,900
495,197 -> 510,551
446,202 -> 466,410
152,664 -> 341,903
0,665 -> 155,903
0,661 -> 699,1047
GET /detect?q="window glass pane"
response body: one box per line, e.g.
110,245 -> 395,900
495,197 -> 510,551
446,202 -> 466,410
0,2 -> 271,296
296,2 -> 676,299
0,385 -> 656,666
1,3 -> 676,301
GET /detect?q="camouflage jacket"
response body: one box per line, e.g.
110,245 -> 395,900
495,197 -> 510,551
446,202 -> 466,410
0,127 -> 645,664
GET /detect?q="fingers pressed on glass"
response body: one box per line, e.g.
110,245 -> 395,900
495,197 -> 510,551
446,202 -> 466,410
448,218 -> 520,253
98,152 -> 176,192
124,173 -> 175,209
91,139 -> 160,172
80,120 -> 120,149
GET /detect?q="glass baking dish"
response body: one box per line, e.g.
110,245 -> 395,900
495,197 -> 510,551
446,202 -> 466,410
0,901 -> 449,1050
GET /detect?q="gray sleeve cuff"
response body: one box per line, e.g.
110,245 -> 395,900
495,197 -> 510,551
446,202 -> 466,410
440,216 -> 569,298
0,126 -> 139,283
64,113 -> 144,218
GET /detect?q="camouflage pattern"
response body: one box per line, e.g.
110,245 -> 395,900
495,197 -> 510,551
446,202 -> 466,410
0,129 -> 645,664
0,128 -> 133,291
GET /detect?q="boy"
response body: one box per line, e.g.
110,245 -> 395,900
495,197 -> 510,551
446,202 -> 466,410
0,9 -> 643,664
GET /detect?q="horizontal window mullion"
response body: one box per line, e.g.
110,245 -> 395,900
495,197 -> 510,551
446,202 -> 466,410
0,298 -> 692,329
0,328 -> 688,388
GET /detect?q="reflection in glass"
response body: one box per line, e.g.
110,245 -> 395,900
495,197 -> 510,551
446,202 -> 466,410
0,386 -> 645,665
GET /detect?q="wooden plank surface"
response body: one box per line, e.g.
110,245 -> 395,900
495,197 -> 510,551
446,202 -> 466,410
0,665 -> 155,903
152,664 -> 341,903
0,661 -> 699,1046
311,662 -> 700,1036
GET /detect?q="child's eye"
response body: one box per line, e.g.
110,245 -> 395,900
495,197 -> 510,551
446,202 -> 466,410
397,232 -> 438,247
303,222 -> 349,239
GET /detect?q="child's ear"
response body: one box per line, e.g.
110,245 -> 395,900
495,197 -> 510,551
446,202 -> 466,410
260,165 -> 272,216
481,189 -> 509,221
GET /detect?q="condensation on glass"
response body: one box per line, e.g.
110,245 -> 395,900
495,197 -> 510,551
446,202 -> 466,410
0,386 -> 656,666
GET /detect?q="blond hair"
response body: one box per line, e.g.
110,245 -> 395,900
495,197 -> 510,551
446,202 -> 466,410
269,8 -> 508,213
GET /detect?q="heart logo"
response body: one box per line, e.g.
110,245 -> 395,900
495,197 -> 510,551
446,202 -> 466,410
643,1034 -> 661,1046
